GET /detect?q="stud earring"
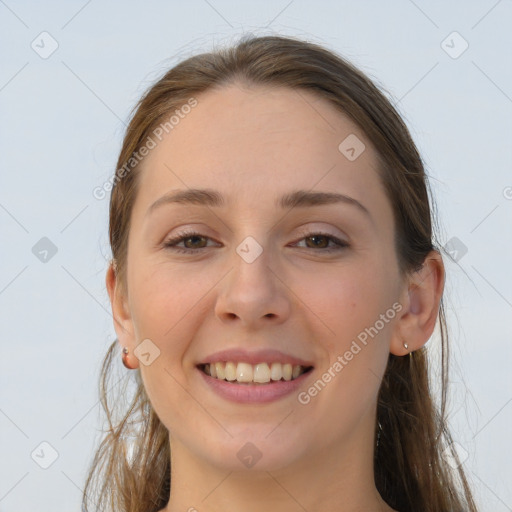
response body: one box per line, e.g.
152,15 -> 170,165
122,347 -> 136,370
403,342 -> 409,350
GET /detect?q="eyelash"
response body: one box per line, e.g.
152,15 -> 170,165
162,230 -> 349,254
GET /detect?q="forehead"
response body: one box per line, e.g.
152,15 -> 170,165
133,83 -> 389,219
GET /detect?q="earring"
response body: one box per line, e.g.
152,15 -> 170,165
403,342 -> 413,358
122,347 -> 136,370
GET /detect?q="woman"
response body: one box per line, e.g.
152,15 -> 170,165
83,35 -> 478,511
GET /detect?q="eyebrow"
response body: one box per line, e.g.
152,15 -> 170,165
146,188 -> 371,219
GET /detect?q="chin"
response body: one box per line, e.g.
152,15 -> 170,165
200,431 -> 307,472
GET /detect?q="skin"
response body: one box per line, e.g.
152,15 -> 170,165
106,83 -> 444,512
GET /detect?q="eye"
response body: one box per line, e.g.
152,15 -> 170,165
163,230 -> 217,254
163,230 -> 349,255
291,231 -> 349,253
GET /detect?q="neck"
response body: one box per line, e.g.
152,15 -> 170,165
161,422 -> 395,512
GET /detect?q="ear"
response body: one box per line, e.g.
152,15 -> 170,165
106,261 -> 139,369
390,250 -> 445,356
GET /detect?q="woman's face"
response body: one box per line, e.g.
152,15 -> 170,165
116,83 -> 407,472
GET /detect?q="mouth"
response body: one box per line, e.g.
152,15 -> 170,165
198,361 -> 314,385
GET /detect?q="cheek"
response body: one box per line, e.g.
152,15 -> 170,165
128,258 -> 207,341
130,263 -> 205,432
299,259 -> 395,402
288,266 -> 395,451
297,260 -> 393,345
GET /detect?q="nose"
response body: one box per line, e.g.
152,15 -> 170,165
214,243 -> 292,329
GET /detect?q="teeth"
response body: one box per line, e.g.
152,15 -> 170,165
253,363 -> 270,383
214,362 -> 225,380
224,362 -> 237,381
202,362 -> 308,384
236,362 -> 253,383
282,363 -> 292,381
270,362 -> 282,381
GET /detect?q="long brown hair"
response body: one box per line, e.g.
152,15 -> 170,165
83,34 -> 478,512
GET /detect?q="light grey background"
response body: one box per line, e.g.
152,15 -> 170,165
1,1 -> 511,510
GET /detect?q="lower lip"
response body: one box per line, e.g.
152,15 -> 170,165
197,367 -> 313,404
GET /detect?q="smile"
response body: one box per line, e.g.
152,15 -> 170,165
199,362 -> 313,385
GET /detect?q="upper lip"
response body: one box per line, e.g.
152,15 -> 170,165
198,348 -> 314,367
